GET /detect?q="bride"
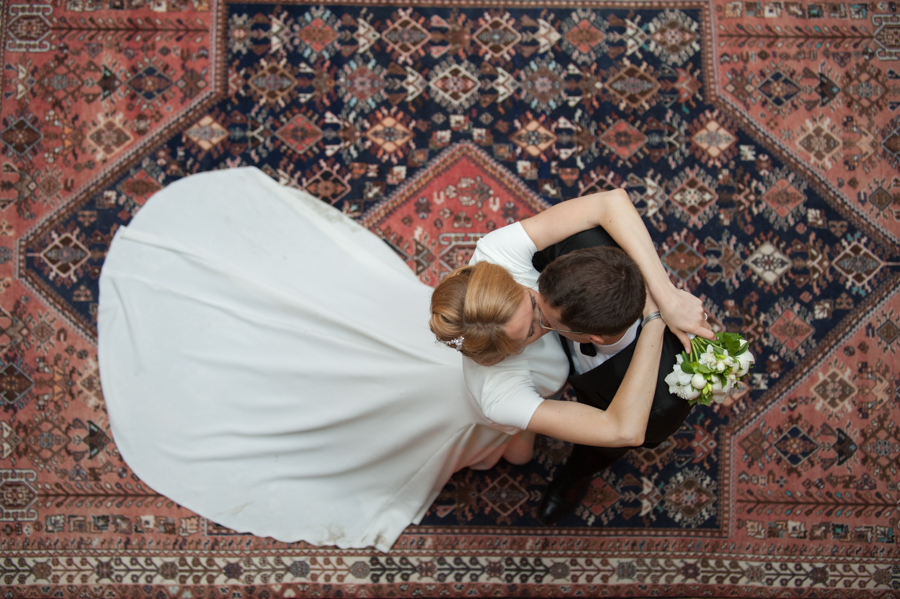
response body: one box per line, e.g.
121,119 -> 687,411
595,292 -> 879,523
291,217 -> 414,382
98,166 -> 703,551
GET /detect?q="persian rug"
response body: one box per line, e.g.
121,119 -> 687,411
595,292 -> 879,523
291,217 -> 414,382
1,0 -> 898,596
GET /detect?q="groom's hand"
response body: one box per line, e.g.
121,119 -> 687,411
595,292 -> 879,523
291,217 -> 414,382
655,288 -> 715,353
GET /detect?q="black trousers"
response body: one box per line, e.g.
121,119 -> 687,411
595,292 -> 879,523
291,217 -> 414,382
533,227 -> 693,480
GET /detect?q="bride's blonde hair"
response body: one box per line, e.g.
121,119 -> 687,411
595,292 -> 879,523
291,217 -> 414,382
430,262 -> 523,366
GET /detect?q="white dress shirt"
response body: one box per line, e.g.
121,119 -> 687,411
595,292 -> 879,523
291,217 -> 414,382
568,318 -> 640,375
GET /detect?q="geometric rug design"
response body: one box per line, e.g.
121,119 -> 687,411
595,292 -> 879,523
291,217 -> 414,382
1,0 -> 898,596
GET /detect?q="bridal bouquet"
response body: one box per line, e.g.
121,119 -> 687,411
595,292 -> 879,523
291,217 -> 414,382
664,332 -> 755,406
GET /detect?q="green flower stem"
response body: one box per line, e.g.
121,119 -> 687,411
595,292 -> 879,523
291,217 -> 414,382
690,336 -> 708,362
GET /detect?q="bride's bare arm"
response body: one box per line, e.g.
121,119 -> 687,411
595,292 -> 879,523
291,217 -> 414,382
520,189 -> 714,351
524,316 -> 665,447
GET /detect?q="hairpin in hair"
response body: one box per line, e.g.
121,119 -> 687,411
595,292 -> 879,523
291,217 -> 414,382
437,336 -> 464,350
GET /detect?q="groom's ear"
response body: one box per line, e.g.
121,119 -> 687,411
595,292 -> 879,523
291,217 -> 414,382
587,334 -> 606,346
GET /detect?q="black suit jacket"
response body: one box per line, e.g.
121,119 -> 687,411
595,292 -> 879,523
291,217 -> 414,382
533,227 -> 692,449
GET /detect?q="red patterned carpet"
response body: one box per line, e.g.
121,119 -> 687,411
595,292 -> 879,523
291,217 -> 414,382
1,0 -> 899,596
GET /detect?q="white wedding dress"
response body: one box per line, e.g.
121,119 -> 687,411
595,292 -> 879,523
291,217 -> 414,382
98,167 -> 516,551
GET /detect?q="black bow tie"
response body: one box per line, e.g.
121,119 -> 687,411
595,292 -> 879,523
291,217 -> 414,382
579,342 -> 596,357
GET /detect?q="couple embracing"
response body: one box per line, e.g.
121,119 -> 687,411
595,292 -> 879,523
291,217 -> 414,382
430,187 -> 713,524
99,167 -> 713,551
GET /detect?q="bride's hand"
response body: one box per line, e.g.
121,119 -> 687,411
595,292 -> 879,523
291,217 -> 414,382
655,287 -> 714,352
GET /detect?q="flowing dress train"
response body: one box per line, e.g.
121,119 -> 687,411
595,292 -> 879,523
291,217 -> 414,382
98,167 -> 514,551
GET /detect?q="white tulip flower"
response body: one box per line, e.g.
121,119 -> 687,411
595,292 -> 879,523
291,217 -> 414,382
736,343 -> 755,377
665,356 -> 694,391
691,373 -> 707,389
673,384 -> 701,401
699,349 -> 717,369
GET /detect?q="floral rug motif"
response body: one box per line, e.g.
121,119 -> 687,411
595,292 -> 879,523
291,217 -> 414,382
1,0 -> 899,596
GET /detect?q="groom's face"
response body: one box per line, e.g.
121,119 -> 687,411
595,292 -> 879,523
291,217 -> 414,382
535,295 -> 590,344
536,295 -> 629,346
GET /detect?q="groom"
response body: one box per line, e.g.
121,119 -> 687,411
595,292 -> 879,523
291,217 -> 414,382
530,227 -> 693,525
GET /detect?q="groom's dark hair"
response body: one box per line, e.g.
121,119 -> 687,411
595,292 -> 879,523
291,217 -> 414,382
538,247 -> 645,336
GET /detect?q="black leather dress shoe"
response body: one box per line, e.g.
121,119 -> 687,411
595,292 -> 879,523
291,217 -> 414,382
537,472 -> 593,525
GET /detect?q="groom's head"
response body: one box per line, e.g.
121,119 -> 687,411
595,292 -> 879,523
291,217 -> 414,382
537,247 -> 645,343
